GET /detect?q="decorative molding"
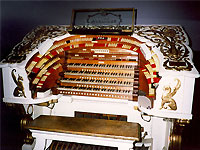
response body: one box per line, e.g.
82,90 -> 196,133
134,25 -> 193,71
3,25 -> 69,63
160,78 -> 181,110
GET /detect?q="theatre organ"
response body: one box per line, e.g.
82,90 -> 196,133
0,9 -> 199,150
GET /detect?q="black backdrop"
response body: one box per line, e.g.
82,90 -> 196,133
1,1 -> 200,60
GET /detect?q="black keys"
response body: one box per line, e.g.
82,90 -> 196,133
67,62 -> 135,70
106,64 -> 112,68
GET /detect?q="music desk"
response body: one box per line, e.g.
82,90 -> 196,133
26,115 -> 141,150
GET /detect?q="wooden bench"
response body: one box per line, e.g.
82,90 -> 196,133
26,115 -> 141,150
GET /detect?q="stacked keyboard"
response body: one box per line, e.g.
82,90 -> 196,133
53,43 -> 139,101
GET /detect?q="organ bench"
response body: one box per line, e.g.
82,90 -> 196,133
26,115 -> 141,150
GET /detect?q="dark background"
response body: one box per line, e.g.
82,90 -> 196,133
1,1 -> 200,150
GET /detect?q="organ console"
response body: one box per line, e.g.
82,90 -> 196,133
51,35 -> 148,101
0,8 -> 199,150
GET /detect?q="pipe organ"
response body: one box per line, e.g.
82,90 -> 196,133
0,9 -> 199,150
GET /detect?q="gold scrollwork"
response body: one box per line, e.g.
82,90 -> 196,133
160,78 -> 181,110
134,25 -> 193,71
11,69 -> 26,98
3,26 -> 68,63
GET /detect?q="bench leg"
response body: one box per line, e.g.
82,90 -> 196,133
33,136 -> 46,150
